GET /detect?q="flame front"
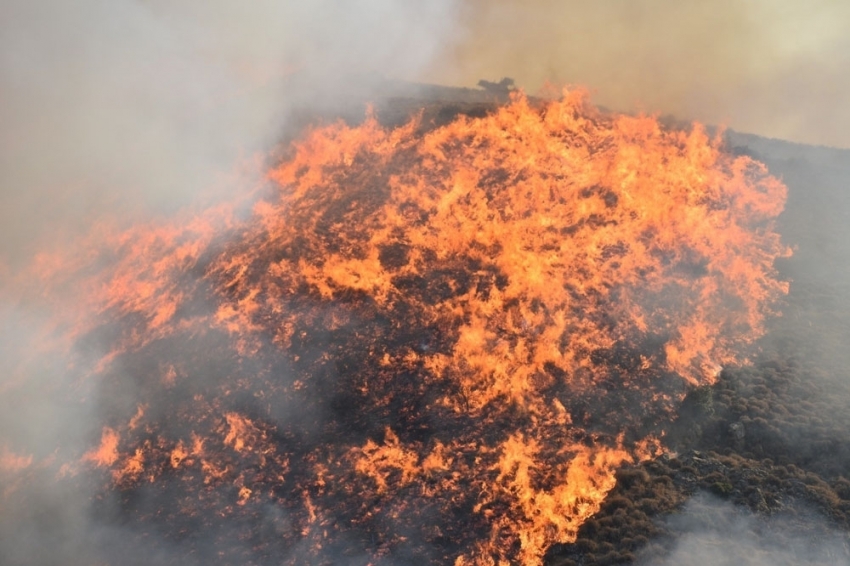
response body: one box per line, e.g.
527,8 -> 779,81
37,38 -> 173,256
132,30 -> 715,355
4,90 -> 789,564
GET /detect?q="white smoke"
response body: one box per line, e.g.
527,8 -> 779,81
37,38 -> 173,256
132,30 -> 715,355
0,0 -> 462,266
639,492 -> 850,566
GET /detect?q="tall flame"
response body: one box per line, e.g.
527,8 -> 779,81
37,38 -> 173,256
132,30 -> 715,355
5,89 -> 789,565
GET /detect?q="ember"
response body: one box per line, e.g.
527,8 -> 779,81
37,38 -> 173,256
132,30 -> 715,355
3,90 -> 789,565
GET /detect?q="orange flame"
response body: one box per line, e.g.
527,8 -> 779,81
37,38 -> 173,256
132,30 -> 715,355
9,89 -> 789,565
83,427 -> 120,468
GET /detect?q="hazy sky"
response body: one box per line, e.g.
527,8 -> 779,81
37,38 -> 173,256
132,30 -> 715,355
1,0 -> 848,264
423,0 -> 850,149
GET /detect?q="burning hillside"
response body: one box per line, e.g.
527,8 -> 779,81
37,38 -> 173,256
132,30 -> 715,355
1,90 -> 791,565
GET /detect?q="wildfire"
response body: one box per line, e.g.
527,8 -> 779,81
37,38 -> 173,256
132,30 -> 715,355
4,89 -> 789,564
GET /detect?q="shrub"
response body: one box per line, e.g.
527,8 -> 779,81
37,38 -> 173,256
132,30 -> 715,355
710,481 -> 734,497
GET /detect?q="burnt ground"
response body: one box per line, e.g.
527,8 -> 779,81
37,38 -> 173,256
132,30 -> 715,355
544,131 -> 850,564
190,87 -> 850,564
4,81 -> 850,566
331,84 -> 850,564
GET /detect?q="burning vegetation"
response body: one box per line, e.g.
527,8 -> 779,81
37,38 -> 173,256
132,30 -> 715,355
2,90 -> 792,565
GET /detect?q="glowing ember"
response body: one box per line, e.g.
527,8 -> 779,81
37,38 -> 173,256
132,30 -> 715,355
5,90 -> 789,565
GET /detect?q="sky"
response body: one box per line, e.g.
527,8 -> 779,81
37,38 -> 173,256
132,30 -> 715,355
423,0 -> 850,149
1,0 -> 849,264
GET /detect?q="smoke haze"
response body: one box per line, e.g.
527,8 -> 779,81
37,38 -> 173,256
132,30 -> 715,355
424,0 -> 850,149
0,0 -> 461,266
0,3 -> 461,562
3,1 -> 849,265
638,493 -> 850,565
3,2 -> 850,565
